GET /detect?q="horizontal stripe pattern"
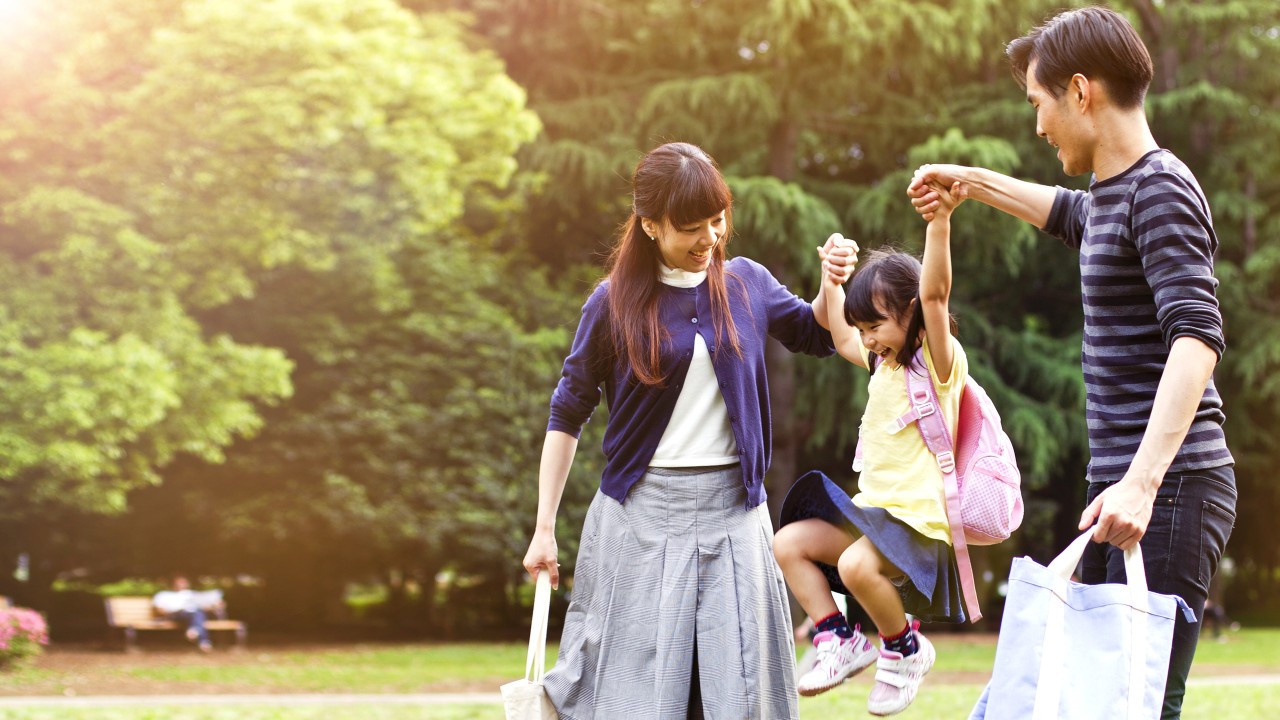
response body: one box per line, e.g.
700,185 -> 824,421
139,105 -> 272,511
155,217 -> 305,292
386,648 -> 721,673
1044,149 -> 1233,481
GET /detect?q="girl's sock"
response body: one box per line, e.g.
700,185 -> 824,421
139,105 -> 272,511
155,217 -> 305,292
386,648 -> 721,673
880,622 -> 919,656
814,611 -> 854,639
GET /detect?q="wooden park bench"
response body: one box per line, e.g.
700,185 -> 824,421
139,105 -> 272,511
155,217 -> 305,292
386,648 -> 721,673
104,596 -> 248,652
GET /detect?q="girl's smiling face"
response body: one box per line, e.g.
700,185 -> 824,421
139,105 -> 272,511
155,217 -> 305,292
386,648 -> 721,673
854,295 -> 914,368
644,210 -> 726,273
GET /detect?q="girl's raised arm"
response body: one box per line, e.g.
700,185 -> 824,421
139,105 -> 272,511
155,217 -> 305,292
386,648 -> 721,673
920,183 -> 958,380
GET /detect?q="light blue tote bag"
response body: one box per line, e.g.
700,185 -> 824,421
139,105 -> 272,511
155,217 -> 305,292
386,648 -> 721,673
970,530 -> 1195,720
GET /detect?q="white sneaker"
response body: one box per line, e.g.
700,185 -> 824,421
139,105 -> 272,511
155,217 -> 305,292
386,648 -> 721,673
867,626 -> 935,716
796,627 -> 878,696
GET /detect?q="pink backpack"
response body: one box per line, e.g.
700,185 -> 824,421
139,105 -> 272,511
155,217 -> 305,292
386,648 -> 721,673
855,347 -> 1023,622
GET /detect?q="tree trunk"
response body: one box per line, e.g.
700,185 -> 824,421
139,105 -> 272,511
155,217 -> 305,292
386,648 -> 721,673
764,338 -> 798,525
1050,453 -> 1090,557
1130,0 -> 1180,93
762,108 -> 801,525
418,558 -> 445,636
1244,171 -> 1257,257
767,119 -> 798,182
385,567 -> 407,634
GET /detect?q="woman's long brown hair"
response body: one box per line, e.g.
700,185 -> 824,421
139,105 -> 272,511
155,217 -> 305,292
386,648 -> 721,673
605,142 -> 743,386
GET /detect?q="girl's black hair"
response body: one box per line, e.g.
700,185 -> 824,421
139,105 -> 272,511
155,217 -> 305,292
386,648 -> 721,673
844,248 -> 956,368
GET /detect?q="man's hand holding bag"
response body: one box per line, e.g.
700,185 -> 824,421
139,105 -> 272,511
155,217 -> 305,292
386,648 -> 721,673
970,529 -> 1195,719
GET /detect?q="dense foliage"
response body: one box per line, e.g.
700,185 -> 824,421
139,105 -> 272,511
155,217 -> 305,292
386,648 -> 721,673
0,0 -> 1276,631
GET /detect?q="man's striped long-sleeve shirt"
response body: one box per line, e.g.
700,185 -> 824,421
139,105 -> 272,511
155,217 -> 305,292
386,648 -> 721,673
1043,148 -> 1233,483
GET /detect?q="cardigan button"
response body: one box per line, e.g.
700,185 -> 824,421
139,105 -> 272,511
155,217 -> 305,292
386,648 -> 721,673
691,317 -> 698,324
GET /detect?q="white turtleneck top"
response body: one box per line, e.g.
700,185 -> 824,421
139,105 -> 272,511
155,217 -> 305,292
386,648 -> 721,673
649,265 -> 739,468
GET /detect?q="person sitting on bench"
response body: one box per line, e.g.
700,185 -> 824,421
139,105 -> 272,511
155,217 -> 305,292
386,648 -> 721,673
152,575 -> 225,652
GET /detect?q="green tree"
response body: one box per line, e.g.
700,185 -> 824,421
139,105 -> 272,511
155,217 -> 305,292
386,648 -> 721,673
102,1 -> 549,631
8,0 -> 1276,629
430,0 -> 1088,550
1128,0 -> 1280,595
0,0 -> 548,625
0,0 -> 295,523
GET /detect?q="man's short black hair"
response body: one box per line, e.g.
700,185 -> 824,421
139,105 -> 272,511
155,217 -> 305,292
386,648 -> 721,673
1007,6 -> 1154,109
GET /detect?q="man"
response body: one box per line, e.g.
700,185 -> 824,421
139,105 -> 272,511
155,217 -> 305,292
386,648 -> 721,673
907,7 -> 1235,718
152,575 -> 226,652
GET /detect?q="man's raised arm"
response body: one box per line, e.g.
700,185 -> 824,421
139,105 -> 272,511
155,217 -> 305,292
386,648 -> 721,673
908,163 -> 1057,228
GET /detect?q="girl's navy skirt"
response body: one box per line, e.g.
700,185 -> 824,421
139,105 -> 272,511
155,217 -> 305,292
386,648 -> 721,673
779,470 -> 967,623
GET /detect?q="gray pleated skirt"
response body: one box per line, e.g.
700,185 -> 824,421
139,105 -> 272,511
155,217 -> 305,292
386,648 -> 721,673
544,465 -> 798,720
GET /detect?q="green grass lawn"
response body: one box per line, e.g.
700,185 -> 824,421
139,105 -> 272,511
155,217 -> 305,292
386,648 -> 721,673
0,644 -> 538,695
163,631 -> 1280,688
0,685 -> 1278,720
124,643 -> 535,693
0,628 -> 1275,718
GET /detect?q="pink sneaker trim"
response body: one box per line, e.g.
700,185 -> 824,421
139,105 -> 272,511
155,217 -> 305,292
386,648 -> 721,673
796,627 -> 879,697
867,630 -> 935,716
811,629 -> 837,648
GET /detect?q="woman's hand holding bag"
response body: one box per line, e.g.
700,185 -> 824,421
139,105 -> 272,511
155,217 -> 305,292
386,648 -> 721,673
501,571 -> 559,719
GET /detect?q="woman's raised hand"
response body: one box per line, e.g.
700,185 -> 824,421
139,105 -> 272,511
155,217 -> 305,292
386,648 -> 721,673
817,233 -> 859,285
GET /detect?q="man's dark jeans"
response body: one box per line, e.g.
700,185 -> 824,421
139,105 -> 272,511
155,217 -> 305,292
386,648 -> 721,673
1082,465 -> 1236,720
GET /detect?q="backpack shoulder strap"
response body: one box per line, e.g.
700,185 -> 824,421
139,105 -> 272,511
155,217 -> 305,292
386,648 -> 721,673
896,348 -> 953,460
897,347 -> 983,622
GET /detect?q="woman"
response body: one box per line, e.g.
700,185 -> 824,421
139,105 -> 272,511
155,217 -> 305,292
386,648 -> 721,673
522,141 -> 854,719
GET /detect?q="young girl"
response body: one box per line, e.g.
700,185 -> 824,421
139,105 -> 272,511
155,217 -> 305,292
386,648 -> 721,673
773,181 -> 966,716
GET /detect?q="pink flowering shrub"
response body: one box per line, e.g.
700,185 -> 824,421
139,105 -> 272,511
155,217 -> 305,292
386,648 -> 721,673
0,607 -> 49,669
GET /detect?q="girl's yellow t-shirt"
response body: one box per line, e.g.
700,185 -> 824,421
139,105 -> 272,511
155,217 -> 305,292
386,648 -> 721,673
852,335 -> 967,544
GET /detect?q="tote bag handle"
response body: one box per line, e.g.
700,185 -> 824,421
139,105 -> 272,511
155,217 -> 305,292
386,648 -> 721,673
1033,529 -> 1149,720
524,571 -> 553,684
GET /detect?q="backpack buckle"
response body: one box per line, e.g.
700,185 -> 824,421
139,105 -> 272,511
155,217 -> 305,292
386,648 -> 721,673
911,387 -> 935,419
936,451 -> 955,474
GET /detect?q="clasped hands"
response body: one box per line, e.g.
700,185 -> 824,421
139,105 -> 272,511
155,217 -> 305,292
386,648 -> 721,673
818,233 -> 858,284
906,164 -> 967,221
815,165 -> 969,285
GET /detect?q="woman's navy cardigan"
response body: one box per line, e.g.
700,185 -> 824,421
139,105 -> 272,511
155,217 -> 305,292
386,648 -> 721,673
547,257 -> 835,508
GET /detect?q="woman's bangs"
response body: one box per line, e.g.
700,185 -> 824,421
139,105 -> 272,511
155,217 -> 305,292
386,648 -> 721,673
664,157 -> 732,226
